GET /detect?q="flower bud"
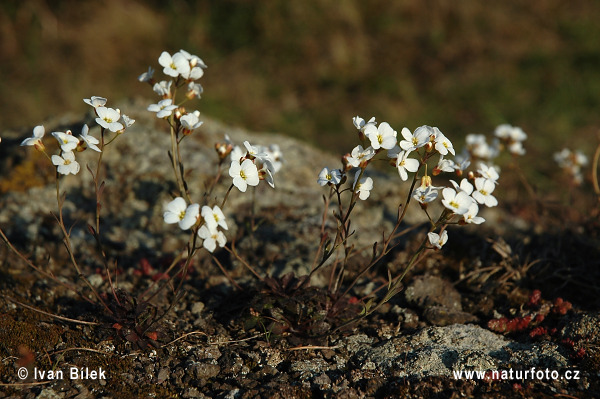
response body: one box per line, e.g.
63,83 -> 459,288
432,166 -> 441,176
215,142 -> 233,160
420,175 -> 432,187
342,153 -> 352,171
425,141 -> 434,152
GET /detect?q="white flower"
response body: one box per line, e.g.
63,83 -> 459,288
95,107 -> 124,132
495,124 -> 527,155
353,171 -> 374,200
495,124 -> 527,142
21,125 -> 45,150
435,156 -> 456,174
352,116 -> 376,131
265,144 -> 284,174
364,122 -> 397,150
454,151 -> 471,173
317,167 -> 342,186
465,134 -> 499,160
148,99 -> 178,119
399,126 -> 431,152
153,80 -> 172,97
230,145 -> 245,163
554,148 -> 588,183
52,131 -> 79,152
477,163 -> 500,182
201,205 -> 228,231
52,151 -> 80,175
463,202 -> 485,224
119,114 -> 135,130
83,96 -> 107,108
229,159 -> 259,192
138,66 -> 154,82
187,82 -> 204,99
434,131 -> 455,156
158,51 -> 191,78
449,178 -> 474,195
347,145 -> 376,167
428,230 -> 448,249
181,111 -> 203,131
395,150 -> 419,181
79,124 -> 101,152
197,224 -> 226,253
472,177 -> 498,207
412,185 -> 438,204
163,197 -> 199,230
441,187 -> 473,215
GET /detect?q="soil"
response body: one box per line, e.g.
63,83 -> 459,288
1,102 -> 599,398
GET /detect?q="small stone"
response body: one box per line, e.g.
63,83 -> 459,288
190,301 -> 205,315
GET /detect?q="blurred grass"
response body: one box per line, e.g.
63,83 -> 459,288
1,0 -> 599,170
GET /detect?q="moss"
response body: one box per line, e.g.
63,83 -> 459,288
0,314 -> 62,356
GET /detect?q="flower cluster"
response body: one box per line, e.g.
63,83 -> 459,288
554,148 -> 588,185
163,198 -> 228,252
228,139 -> 281,192
318,117 -> 520,251
20,97 -> 134,175
141,50 -> 283,256
140,49 -> 207,135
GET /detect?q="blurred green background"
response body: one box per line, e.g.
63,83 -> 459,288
2,0 -> 599,161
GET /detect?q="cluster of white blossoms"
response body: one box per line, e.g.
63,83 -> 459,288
554,148 -> 588,185
318,116 -> 522,250
163,198 -> 228,252
464,123 -> 528,164
143,50 -> 283,254
140,50 -> 207,134
20,96 -> 134,175
227,139 -> 282,192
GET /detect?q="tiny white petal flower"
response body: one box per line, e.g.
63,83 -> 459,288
52,151 -> 80,175
412,186 -> 438,204
138,66 -> 154,82
21,125 -> 45,148
428,230 -> 448,249
79,124 -> 101,152
153,80 -> 172,97
436,156 -> 456,173
187,82 -> 204,98
352,116 -> 376,132
477,163 -> 500,182
158,51 -> 190,78
395,150 -> 419,181
180,111 -> 203,131
364,122 -> 397,150
466,134 -> 499,160
347,145 -> 376,167
449,178 -> 474,195
52,131 -> 79,152
163,197 -> 188,225
463,202 -> 486,224
317,167 -> 342,186
229,159 -> 259,192
83,96 -> 107,108
353,171 -> 374,200
198,224 -> 226,253
201,205 -> 228,231
148,99 -> 178,119
95,107 -> 124,132
434,131 -> 455,156
441,187 -> 473,215
472,177 -> 498,207
399,126 -> 430,152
